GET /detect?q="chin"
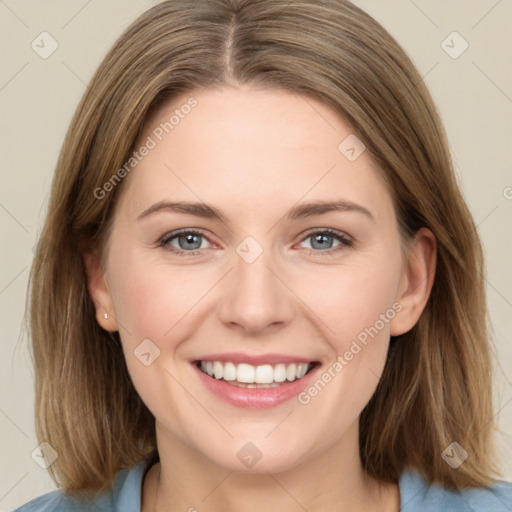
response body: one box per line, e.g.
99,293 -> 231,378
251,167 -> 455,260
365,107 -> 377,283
194,436 -> 312,475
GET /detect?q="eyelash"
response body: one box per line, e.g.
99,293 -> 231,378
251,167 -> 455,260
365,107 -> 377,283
158,228 -> 354,257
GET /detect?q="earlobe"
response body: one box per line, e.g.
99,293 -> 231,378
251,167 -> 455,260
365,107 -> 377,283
390,228 -> 437,336
83,251 -> 118,332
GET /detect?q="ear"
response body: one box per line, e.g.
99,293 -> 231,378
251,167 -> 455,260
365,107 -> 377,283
83,251 -> 118,332
390,227 -> 437,336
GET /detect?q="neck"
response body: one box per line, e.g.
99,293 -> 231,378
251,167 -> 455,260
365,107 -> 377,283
142,421 -> 399,512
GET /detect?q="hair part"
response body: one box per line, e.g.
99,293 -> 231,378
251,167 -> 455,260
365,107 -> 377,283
28,0 -> 500,494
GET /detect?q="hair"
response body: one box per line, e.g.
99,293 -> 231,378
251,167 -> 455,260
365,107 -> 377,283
27,0 -> 502,496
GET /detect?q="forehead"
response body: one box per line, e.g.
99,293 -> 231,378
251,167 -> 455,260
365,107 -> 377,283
118,85 -> 393,222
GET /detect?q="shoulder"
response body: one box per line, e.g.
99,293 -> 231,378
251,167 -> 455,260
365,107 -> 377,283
12,489 -> 106,511
12,459 -> 148,512
399,468 -> 512,511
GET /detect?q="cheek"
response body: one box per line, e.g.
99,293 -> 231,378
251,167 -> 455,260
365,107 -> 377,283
109,251 -> 212,344
106,253 -> 210,431
337,268 -> 399,341
296,253 -> 401,345
296,250 -> 401,408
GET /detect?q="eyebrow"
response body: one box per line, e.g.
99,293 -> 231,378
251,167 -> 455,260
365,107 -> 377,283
137,199 -> 375,223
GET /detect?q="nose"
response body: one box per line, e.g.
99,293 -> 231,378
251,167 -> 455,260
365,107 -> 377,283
217,247 -> 295,336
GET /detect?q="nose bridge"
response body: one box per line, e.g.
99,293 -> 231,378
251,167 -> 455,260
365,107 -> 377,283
217,236 -> 293,334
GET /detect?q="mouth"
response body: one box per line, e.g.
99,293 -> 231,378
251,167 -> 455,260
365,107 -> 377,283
194,360 -> 319,388
191,356 -> 321,408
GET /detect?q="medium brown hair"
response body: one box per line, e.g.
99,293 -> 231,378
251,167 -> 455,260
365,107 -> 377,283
28,0 -> 502,494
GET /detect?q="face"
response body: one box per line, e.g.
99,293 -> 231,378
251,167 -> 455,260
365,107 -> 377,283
89,84 -> 429,474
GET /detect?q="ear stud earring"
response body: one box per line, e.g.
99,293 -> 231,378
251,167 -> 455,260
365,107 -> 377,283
104,312 -> 108,319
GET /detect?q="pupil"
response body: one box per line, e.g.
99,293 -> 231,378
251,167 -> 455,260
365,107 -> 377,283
312,234 -> 332,250
179,234 -> 201,250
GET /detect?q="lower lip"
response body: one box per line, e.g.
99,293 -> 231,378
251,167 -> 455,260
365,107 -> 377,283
192,363 -> 320,409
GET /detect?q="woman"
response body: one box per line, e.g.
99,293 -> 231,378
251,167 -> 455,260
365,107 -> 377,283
16,0 -> 512,510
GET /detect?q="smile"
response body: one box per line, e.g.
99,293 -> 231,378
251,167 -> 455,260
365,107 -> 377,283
192,357 -> 321,408
198,360 -> 315,387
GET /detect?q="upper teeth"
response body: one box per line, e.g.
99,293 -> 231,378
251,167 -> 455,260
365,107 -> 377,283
200,361 -> 310,383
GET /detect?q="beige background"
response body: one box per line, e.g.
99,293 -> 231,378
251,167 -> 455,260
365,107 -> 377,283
1,0 -> 511,509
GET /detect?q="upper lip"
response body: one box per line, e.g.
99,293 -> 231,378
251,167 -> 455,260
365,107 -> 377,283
192,352 -> 318,366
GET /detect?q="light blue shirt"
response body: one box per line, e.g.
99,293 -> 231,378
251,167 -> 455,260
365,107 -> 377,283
13,458 -> 512,511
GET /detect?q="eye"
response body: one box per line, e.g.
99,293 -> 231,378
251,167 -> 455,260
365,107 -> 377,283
298,229 -> 353,255
159,229 -> 212,256
158,228 -> 353,257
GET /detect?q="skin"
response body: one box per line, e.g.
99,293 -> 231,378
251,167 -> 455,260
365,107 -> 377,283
85,84 -> 436,511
